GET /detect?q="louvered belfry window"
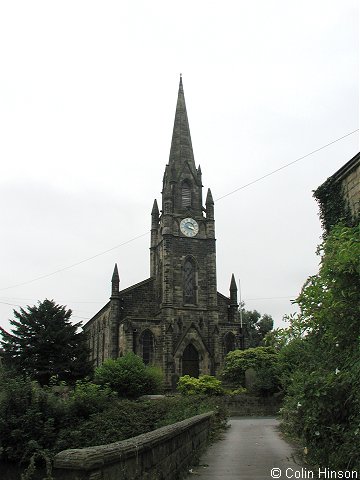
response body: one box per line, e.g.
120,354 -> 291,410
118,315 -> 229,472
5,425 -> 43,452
182,180 -> 191,208
184,257 -> 196,304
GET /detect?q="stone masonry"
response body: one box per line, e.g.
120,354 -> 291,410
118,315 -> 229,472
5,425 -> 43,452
83,77 -> 245,389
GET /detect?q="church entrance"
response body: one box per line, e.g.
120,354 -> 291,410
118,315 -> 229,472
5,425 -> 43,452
182,343 -> 199,378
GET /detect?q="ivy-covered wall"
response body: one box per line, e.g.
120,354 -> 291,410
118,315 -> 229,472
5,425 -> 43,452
313,153 -> 359,233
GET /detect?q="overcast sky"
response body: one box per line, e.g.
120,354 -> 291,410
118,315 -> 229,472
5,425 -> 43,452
0,0 -> 358,334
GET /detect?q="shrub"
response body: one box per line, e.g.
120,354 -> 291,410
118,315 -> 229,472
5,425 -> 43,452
94,353 -> 164,398
69,380 -> 116,417
177,375 -> 224,395
222,346 -> 281,396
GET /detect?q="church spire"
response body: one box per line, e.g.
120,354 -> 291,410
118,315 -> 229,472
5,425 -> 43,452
230,274 -> 238,306
168,75 -> 196,172
111,263 -> 120,297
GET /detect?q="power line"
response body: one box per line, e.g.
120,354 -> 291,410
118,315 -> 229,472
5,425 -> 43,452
0,232 -> 149,292
0,129 -> 358,292
215,129 -> 359,201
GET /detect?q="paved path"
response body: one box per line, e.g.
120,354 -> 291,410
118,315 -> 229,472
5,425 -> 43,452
187,417 -> 303,480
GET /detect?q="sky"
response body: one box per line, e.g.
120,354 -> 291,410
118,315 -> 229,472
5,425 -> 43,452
0,0 -> 358,334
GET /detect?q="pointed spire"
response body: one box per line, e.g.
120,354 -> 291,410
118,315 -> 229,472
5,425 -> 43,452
111,263 -> 120,297
206,188 -> 214,205
206,188 -> 214,219
230,274 -> 237,291
230,274 -> 238,306
151,199 -> 159,216
168,75 -> 196,172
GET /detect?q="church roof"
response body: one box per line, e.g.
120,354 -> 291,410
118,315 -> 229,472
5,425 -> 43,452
168,76 -> 196,173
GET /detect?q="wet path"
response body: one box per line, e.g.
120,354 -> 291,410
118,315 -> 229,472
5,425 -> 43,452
187,417 -> 303,480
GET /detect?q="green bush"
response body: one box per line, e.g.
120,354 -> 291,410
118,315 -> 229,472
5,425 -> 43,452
0,365 -> 228,469
69,380 -> 116,417
177,375 -> 224,395
279,225 -> 360,471
94,353 -> 164,398
222,346 -> 281,396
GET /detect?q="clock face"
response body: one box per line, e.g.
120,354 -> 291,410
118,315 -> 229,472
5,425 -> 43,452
180,218 -> 199,237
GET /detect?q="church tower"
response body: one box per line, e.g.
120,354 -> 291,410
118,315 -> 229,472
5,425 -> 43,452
84,77 -> 243,389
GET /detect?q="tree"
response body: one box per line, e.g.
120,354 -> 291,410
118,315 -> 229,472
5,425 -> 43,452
0,299 -> 92,385
222,346 -> 281,396
279,224 -> 360,470
241,307 -> 274,347
94,352 -> 164,398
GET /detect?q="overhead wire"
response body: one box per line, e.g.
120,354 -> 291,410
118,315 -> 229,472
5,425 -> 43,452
0,129 -> 358,293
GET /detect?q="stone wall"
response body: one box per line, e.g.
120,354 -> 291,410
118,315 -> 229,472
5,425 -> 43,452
341,160 -> 360,221
53,412 -> 213,480
224,394 -> 282,416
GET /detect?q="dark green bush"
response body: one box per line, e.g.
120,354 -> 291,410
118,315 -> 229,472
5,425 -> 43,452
222,346 -> 281,396
280,225 -> 360,471
0,366 -> 226,467
94,353 -> 164,398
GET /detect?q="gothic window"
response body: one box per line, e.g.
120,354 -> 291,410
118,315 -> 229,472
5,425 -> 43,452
224,332 -> 236,355
184,257 -> 196,304
141,329 -> 154,365
181,180 -> 191,208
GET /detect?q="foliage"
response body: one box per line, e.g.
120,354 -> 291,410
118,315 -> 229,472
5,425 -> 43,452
0,299 -> 92,385
94,352 -> 164,398
222,346 -> 281,396
177,375 -> 224,396
241,308 -> 274,347
68,380 -> 117,417
223,387 -> 247,395
0,366 -> 227,470
313,177 -> 353,233
280,224 -> 360,471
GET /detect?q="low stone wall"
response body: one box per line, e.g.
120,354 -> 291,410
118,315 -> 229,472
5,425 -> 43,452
224,394 -> 282,416
53,411 -> 213,480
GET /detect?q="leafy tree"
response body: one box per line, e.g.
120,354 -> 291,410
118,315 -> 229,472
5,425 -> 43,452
0,299 -> 92,385
241,307 -> 274,347
280,224 -> 360,470
94,352 -> 164,398
222,346 -> 280,396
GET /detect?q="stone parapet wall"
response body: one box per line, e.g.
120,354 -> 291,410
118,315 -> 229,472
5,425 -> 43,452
224,394 -> 282,416
53,411 -> 213,480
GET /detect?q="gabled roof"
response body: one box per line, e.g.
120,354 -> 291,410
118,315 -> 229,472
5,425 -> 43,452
330,152 -> 360,182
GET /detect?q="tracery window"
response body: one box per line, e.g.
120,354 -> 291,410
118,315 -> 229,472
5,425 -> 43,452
181,180 -> 191,208
141,329 -> 154,365
184,257 -> 196,304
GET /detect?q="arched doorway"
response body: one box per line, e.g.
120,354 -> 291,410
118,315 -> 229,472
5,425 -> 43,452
182,343 -> 199,378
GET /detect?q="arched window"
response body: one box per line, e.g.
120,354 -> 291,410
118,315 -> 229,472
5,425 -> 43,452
181,180 -> 191,208
184,257 -> 196,304
141,329 -> 154,365
224,332 -> 236,355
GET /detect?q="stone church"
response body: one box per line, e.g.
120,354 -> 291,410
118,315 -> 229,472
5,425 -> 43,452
84,77 -> 244,388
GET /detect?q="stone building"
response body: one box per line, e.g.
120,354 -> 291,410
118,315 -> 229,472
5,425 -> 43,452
83,77 -> 244,388
314,151 -> 360,232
